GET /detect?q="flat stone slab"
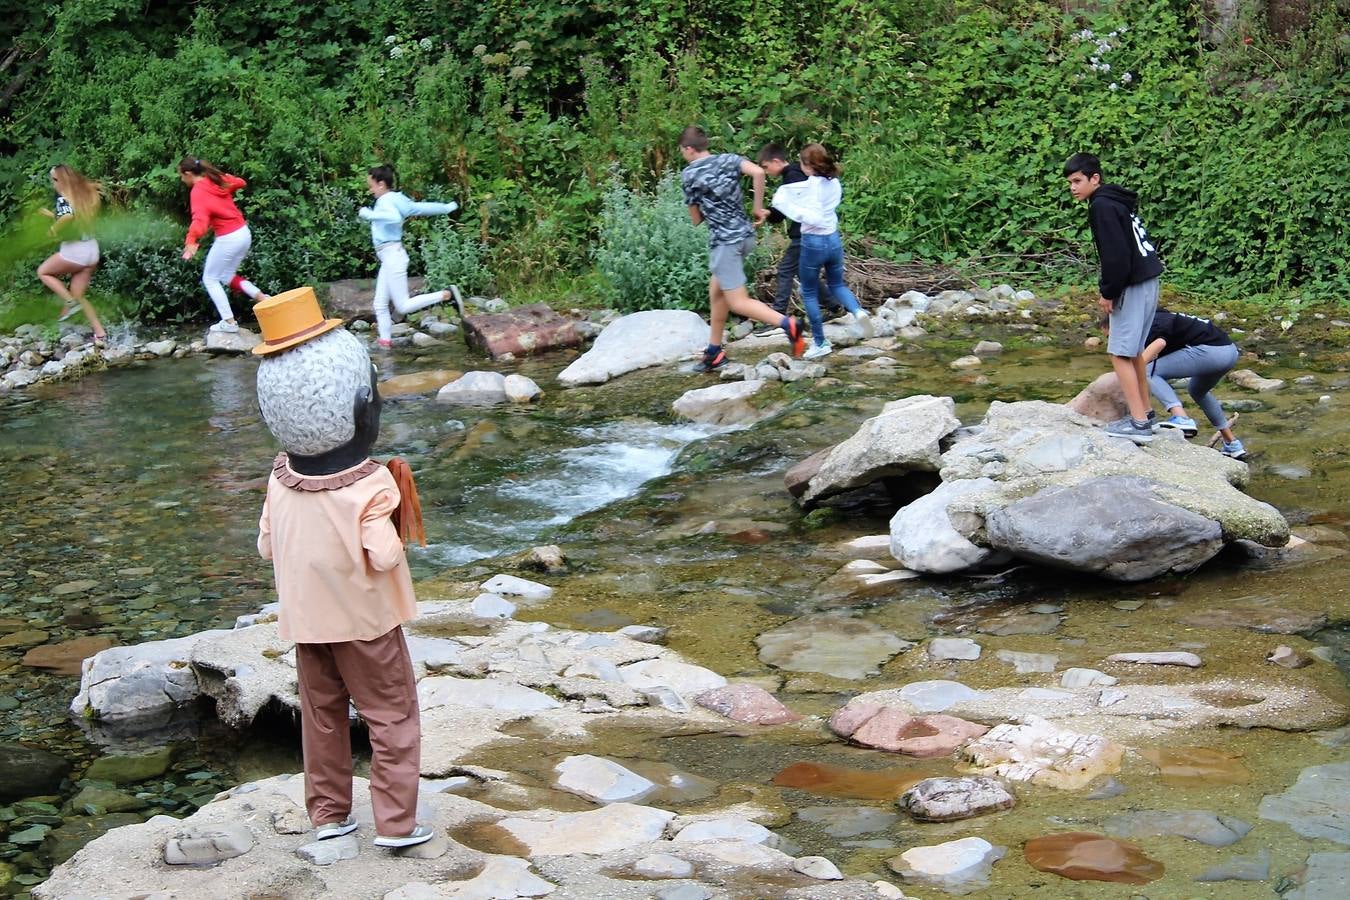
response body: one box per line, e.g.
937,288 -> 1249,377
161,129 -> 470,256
1105,810 -> 1252,847
496,803 -> 676,856
558,310 -> 707,386
889,836 -> 1005,894
462,302 -> 583,359
1259,762 -> 1350,845
756,613 -> 912,680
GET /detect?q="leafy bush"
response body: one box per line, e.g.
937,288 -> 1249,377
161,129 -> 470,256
420,221 -> 494,296
90,218 -> 205,322
593,172 -> 713,312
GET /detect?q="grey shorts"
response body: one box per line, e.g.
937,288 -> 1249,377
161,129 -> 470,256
1107,277 -> 1160,357
708,236 -> 756,291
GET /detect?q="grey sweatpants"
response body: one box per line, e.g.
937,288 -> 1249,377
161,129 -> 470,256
1148,343 -> 1239,429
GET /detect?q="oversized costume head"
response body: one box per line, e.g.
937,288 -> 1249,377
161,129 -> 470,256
254,287 -> 380,474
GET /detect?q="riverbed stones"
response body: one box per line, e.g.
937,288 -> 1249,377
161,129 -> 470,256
1182,604 -> 1327,634
1230,368 -> 1285,392
497,803 -> 676,856
504,373 -> 543,403
674,818 -> 774,845
1059,668 -> 1117,688
672,380 -> 770,427
1139,746 -> 1252,783
378,369 -> 460,397
617,658 -> 726,696
0,742 -> 70,801
995,650 -> 1058,674
1106,651 -> 1203,667
694,684 -> 801,725
1067,372 -> 1130,423
755,613 -> 912,680
797,806 -> 899,837
959,716 -> 1122,790
1258,761 -> 1350,844
985,476 -> 1225,581
559,309 -> 708,386
204,327 -> 261,354
21,635 -> 116,676
436,370 -> 509,405
801,395 -> 960,505
553,755 -> 657,804
462,302 -> 583,359
84,746 -> 174,783
1105,810 -> 1252,846
1268,645 -> 1312,668
928,638 -> 981,661
889,477 -> 1008,574
481,573 -> 553,602
1023,832 -> 1164,884
889,837 -> 1005,894
632,853 -> 694,879
898,777 -> 1015,822
163,822 -> 255,865
1285,852 -> 1350,899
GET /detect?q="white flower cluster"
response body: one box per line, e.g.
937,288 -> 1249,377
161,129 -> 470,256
384,34 -> 438,59
1071,25 -> 1132,91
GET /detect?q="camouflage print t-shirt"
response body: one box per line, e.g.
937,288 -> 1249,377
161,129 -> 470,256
681,153 -> 753,248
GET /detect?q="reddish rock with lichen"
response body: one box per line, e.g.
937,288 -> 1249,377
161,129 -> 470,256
831,704 -> 988,758
694,684 -> 802,725
461,303 -> 582,359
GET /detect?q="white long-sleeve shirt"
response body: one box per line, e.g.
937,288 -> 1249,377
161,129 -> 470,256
770,175 -> 842,235
358,191 -> 458,247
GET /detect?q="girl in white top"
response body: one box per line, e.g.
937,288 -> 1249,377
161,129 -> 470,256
37,165 -> 107,346
358,165 -> 459,348
770,144 -> 869,358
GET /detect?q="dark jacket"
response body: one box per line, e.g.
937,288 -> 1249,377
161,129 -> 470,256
1147,309 -> 1233,356
1088,183 -> 1164,301
766,162 -> 809,240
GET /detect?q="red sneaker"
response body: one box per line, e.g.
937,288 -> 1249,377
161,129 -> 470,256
785,317 -> 807,358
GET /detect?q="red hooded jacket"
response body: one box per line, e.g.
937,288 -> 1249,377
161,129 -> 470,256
185,175 -> 248,246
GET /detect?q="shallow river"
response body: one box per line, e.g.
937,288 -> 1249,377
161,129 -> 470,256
0,320 -> 1346,896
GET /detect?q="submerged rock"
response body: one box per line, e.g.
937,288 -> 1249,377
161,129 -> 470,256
1106,650 -> 1203,667
889,836 -> 1005,894
898,776 -> 1016,822
927,637 -> 981,661
796,806 -> 899,837
995,650 -> 1058,674
553,755 -> 657,805
1023,832 -> 1163,884
1104,809 -> 1252,847
772,762 -> 935,802
755,613 -> 912,680
958,716 -> 1123,790
694,684 -> 801,725
1285,852 -> 1350,899
1258,761 -> 1350,844
1194,848 -> 1271,882
0,742 -> 71,802
1139,746 -> 1252,784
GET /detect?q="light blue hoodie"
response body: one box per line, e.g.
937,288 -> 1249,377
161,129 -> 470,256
358,191 -> 458,247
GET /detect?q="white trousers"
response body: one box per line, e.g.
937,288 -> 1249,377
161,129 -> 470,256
202,225 -> 258,321
373,242 -> 445,341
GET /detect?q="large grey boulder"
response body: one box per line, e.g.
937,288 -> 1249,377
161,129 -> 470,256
803,395 -> 960,504
558,310 -> 708,386
890,477 -> 1010,573
941,400 -> 1287,546
672,380 -> 771,427
71,631 -> 230,724
985,476 -> 1224,581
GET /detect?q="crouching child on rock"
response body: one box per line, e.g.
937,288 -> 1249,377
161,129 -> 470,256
253,287 -> 433,849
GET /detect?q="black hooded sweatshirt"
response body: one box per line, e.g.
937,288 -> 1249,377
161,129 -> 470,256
1088,183 -> 1164,301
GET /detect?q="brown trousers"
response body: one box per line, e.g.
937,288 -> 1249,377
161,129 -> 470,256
296,625 -> 420,837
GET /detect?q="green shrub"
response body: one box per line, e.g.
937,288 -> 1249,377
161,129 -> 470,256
420,221 -> 494,296
91,218 -> 205,322
593,172 -> 711,312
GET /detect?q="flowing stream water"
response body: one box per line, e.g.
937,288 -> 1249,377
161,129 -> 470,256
0,321 -> 1346,896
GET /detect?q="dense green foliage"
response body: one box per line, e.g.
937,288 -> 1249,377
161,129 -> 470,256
0,0 -> 1345,324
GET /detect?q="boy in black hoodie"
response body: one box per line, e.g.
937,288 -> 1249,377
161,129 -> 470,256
1065,152 -> 1164,444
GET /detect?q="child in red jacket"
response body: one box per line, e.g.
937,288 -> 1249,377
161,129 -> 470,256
178,157 -> 271,333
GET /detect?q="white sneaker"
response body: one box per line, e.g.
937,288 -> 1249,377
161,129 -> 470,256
854,309 -> 874,338
209,320 -> 239,334
803,340 -> 833,360
374,824 -> 435,848
316,816 -> 358,840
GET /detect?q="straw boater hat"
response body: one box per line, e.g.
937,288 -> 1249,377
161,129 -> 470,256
251,286 -> 344,356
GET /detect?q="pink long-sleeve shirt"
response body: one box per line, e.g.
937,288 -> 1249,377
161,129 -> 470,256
257,455 -> 418,643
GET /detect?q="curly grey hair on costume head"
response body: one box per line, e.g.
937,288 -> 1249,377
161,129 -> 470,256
256,329 -> 372,456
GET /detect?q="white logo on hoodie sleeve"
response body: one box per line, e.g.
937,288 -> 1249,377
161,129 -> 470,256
1131,215 -> 1156,258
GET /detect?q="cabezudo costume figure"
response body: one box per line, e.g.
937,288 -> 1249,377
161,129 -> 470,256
253,287 -> 433,848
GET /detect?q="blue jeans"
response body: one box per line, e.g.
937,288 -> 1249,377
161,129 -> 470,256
774,237 -> 834,314
798,232 -> 862,344
1147,343 -> 1239,429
